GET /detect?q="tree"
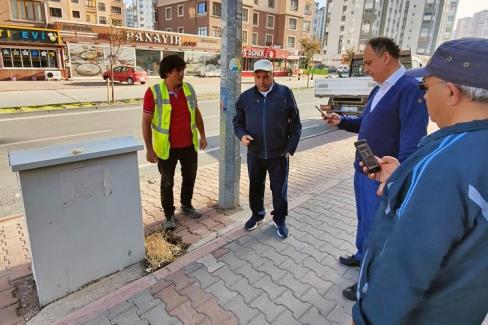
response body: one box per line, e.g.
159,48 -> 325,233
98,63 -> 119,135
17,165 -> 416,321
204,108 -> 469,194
299,38 -> 321,88
105,19 -> 127,104
345,47 -> 356,66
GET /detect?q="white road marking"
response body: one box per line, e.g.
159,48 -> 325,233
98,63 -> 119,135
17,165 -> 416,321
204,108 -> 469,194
0,129 -> 113,148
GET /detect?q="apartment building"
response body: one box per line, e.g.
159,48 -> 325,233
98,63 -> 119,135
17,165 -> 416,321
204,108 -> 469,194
154,0 -> 314,72
454,10 -> 488,39
126,0 -> 156,29
324,0 -> 459,62
313,2 -> 327,50
1,0 -> 125,27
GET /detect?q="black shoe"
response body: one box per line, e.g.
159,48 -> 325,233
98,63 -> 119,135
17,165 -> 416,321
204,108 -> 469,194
181,206 -> 202,219
244,215 -> 265,231
342,283 -> 358,301
163,215 -> 176,230
339,255 -> 360,267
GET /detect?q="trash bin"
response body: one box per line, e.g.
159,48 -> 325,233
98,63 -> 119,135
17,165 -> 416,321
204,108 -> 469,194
9,136 -> 145,306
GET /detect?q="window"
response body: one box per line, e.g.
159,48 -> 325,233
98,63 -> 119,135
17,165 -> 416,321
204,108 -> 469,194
266,15 -> 274,28
253,12 -> 259,26
165,7 -> 171,20
112,19 -> 122,25
242,30 -> 248,44
166,28 -> 172,31
197,26 -> 208,35
177,4 -> 183,16
2,48 -> 58,68
111,6 -> 121,14
305,3 -> 311,14
49,7 -> 62,17
289,18 -> 297,29
252,32 -> 258,45
178,27 -> 184,33
212,2 -> 221,17
287,36 -> 295,48
86,14 -> 91,21
85,0 -> 95,8
290,0 -> 298,11
303,21 -> 310,32
268,0 -> 274,8
10,0 -> 45,21
99,16 -> 107,24
72,10 -> 80,18
98,2 -> 105,11
265,34 -> 273,46
242,8 -> 248,22
71,0 -> 78,3
254,0 -> 258,4
197,1 -> 207,14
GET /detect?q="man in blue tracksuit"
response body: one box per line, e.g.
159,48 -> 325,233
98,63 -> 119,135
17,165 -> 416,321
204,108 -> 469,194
353,38 -> 488,325
325,37 -> 429,300
233,59 -> 301,239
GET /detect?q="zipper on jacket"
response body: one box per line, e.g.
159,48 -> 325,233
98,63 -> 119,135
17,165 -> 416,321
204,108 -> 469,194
262,97 -> 268,159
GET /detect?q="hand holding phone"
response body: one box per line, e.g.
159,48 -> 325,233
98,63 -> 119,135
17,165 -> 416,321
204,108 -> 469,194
314,105 -> 327,118
354,140 -> 381,173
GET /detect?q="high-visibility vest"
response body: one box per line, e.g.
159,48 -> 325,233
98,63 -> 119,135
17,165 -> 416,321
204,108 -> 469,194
150,81 -> 199,160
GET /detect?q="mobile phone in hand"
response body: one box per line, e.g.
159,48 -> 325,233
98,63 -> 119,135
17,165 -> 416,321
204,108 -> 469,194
314,105 -> 327,118
354,140 -> 381,173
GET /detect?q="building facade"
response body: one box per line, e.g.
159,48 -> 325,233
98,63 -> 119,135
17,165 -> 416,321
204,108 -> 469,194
126,0 -> 156,29
312,2 -> 327,51
454,10 -> 488,39
154,0 -> 315,72
324,0 -> 459,62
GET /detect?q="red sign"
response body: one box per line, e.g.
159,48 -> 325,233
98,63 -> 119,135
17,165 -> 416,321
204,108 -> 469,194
242,47 -> 288,59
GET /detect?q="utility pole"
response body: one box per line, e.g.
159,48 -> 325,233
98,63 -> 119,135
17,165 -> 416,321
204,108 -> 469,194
219,0 -> 242,208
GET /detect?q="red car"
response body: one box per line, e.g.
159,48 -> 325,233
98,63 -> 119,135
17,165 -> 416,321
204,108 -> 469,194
103,65 -> 147,85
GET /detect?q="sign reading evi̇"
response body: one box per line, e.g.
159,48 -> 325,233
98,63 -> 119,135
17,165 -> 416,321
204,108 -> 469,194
0,25 -> 61,44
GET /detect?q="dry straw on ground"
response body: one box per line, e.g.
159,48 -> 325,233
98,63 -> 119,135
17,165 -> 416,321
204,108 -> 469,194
144,231 -> 187,271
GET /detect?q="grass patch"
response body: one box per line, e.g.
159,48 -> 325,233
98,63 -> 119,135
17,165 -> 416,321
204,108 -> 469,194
0,98 -> 145,114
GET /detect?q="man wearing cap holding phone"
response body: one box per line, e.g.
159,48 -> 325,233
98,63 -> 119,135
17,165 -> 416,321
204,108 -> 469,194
233,59 -> 302,239
352,38 -> 488,325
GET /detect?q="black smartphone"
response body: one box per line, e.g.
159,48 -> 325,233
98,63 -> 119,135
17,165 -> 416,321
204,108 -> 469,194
354,139 -> 381,173
314,105 -> 327,118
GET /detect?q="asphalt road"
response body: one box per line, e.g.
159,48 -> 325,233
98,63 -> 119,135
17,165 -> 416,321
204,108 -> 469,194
0,89 -> 338,217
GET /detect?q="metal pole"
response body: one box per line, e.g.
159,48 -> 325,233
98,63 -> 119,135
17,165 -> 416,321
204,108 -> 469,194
219,0 -> 242,208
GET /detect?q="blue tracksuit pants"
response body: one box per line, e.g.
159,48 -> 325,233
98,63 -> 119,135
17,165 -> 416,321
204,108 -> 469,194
247,154 -> 289,224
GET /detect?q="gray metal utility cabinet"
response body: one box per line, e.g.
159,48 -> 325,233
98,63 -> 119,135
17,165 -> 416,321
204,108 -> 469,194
9,136 -> 145,306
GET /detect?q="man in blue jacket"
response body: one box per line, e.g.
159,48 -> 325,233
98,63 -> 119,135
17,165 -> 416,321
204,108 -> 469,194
325,37 -> 429,300
234,59 -> 302,239
352,38 -> 488,325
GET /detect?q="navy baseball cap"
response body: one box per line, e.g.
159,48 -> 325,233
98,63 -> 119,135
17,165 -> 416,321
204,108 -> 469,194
406,38 -> 488,89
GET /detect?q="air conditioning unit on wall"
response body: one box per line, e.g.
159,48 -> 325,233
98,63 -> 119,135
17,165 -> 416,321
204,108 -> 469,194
44,70 -> 63,81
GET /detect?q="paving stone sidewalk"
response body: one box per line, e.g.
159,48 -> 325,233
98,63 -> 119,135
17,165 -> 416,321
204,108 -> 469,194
49,130 -> 360,325
1,129 -> 359,324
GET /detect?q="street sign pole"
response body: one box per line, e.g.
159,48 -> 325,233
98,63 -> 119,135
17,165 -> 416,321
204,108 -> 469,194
219,0 -> 242,208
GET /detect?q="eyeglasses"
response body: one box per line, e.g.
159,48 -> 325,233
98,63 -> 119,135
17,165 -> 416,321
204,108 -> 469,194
418,81 -> 446,91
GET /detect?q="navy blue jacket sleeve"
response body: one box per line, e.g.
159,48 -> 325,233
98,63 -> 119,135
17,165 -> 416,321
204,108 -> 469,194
353,163 -> 467,324
397,86 -> 428,162
233,94 -> 247,141
338,114 -> 362,133
285,88 -> 302,155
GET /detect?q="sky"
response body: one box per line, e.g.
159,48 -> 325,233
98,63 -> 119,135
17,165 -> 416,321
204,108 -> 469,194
315,0 -> 488,20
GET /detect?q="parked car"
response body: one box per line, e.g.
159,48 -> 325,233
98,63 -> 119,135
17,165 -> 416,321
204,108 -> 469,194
326,65 -> 337,73
103,65 -> 147,85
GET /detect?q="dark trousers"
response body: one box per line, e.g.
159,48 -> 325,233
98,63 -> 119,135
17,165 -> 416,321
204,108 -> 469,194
353,171 -> 381,261
247,154 -> 289,224
157,146 -> 197,217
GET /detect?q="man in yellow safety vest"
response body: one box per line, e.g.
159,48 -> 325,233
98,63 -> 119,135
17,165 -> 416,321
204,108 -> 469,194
142,54 -> 207,230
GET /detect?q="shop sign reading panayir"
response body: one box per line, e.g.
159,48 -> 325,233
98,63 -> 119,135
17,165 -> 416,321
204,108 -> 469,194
0,25 -> 60,44
126,31 -> 182,45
